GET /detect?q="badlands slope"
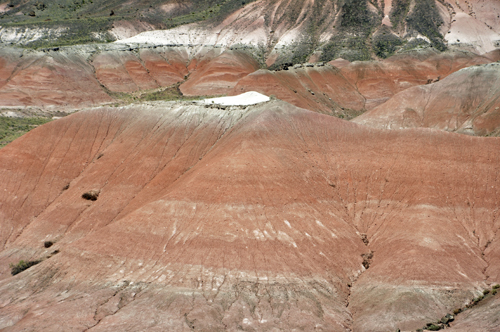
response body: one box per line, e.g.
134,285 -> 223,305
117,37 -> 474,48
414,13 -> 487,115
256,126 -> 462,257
1,44 -> 498,120
353,62 -> 500,136
0,99 -> 500,331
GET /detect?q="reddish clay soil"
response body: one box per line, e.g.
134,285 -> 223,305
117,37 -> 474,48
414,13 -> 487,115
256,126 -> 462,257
92,51 -> 160,92
230,50 -> 498,117
180,49 -> 260,96
338,50 -> 497,110
0,49 -> 113,107
231,65 -> 366,117
353,62 -> 500,136
0,47 -> 497,114
0,100 -> 499,331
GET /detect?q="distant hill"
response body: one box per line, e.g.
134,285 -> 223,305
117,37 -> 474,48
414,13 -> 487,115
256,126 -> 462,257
1,0 -> 499,65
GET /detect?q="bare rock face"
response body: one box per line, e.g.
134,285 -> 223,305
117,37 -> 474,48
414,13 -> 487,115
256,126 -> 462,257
0,100 -> 499,331
353,63 -> 500,136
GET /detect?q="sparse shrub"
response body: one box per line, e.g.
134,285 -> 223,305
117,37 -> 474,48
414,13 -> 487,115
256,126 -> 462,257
473,295 -> 484,304
401,38 -> 430,52
453,308 -> 462,315
10,260 -> 40,275
427,324 -> 442,331
372,27 -> 403,58
405,0 -> 446,51
390,0 -> 410,28
440,314 -> 454,324
493,284 -> 500,289
483,289 -> 490,295
320,35 -> 372,62
0,117 -> 52,148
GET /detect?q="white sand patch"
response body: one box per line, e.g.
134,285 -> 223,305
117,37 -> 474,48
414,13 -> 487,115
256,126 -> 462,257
200,91 -> 270,106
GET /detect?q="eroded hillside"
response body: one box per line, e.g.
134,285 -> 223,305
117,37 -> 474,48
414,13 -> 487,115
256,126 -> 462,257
0,100 -> 500,331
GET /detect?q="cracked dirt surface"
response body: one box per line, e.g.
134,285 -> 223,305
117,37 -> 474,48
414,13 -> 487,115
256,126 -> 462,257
1,100 -> 500,331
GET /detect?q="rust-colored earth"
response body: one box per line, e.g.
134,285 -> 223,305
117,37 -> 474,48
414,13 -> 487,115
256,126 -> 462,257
0,100 -> 499,331
353,62 -> 500,136
1,46 -> 498,117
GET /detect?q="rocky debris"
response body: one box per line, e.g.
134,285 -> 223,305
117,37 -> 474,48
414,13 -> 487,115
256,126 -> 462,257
361,251 -> 374,269
418,314 -> 454,331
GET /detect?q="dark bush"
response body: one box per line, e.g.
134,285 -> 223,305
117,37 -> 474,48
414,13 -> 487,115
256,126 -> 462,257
339,0 -> 375,30
10,260 -> 40,275
406,0 -> 446,51
372,27 -> 404,58
44,241 -> 54,248
320,35 -> 372,62
82,189 -> 100,201
473,295 -> 484,304
390,0 -> 410,28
